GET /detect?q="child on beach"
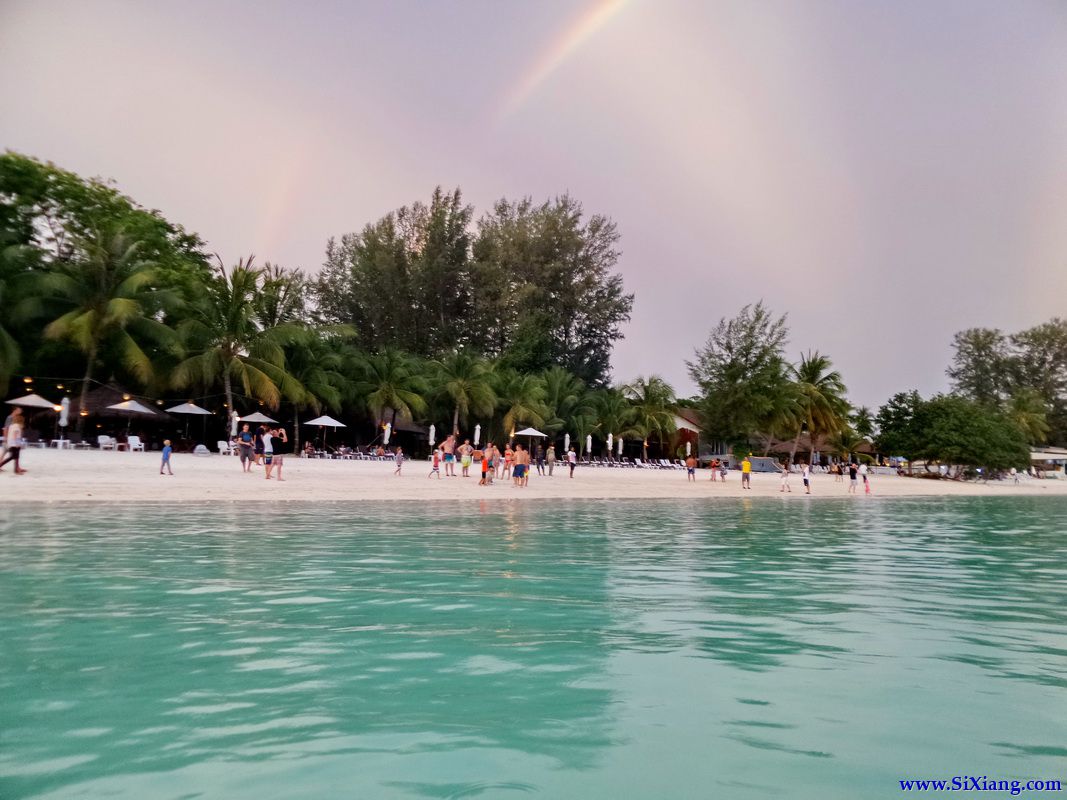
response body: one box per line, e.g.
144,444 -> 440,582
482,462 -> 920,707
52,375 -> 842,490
429,448 -> 441,478
479,451 -> 489,485
160,439 -> 174,475
394,447 -> 404,476
567,446 -> 577,478
860,462 -> 870,494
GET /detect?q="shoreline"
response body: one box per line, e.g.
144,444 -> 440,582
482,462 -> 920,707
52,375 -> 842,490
1,449 -> 1064,504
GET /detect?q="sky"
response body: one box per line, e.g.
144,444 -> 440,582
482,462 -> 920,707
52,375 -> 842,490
2,0 -> 1066,407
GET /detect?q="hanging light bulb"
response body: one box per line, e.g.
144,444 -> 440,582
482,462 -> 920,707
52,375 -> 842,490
23,376 -> 32,384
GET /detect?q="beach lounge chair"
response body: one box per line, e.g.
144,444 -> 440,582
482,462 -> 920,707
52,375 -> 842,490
217,440 -> 233,455
127,435 -> 145,452
98,435 -> 115,450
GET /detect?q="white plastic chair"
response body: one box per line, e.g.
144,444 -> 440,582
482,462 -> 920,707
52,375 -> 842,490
127,435 -> 145,452
98,435 -> 115,450
217,440 -> 233,455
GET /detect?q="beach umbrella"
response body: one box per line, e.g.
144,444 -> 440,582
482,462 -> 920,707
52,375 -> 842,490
473,424 -> 480,446
383,422 -> 392,445
59,397 -> 70,428
107,398 -> 157,434
686,441 -> 691,457
428,424 -> 436,447
606,433 -> 613,455
564,433 -> 570,452
585,434 -> 592,455
617,436 -> 623,456
167,402 -> 212,439
305,415 -> 346,450
239,411 -> 277,424
515,426 -> 546,454
230,410 -> 239,437
5,392 -> 58,409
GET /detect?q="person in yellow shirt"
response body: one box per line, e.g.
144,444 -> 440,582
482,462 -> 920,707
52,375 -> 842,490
741,454 -> 752,489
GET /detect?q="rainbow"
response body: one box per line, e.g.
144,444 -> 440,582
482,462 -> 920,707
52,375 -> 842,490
497,0 -> 630,121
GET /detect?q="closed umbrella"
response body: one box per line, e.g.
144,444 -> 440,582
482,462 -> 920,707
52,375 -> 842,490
564,433 -> 570,452
428,424 -> 436,448
686,441 -> 691,457
606,433 -> 613,457
59,397 -> 70,427
304,415 -> 346,451
617,436 -> 623,456
473,424 -> 480,446
585,434 -> 592,456
230,410 -> 239,438
383,422 -> 392,446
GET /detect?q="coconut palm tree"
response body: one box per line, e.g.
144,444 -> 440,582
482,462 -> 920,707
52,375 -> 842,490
354,348 -> 428,429
432,351 -> 496,436
788,351 -> 849,464
589,388 -> 639,456
172,256 -> 299,418
1007,389 -> 1049,445
825,425 -> 867,462
851,405 -> 876,440
493,368 -> 547,439
540,366 -> 586,435
624,374 -> 676,461
283,336 -> 347,452
0,232 -> 36,394
40,229 -> 174,432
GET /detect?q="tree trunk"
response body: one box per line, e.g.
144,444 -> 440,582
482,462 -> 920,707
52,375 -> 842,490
789,426 -> 803,464
75,346 -> 97,435
293,405 -> 301,452
223,372 -> 234,440
452,406 -> 460,436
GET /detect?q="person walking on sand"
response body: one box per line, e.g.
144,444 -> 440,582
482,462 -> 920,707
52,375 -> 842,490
267,427 -> 288,481
780,460 -> 792,493
567,446 -> 577,478
720,459 -> 728,482
0,408 -> 27,474
1,404 -> 21,465
686,454 -> 697,482
160,439 -> 174,475
741,455 -> 752,489
848,461 -> 858,494
459,439 -> 473,477
546,444 -> 556,476
393,446 -> 405,476
429,447 -> 442,479
521,446 -> 532,487
237,423 -> 255,472
801,461 -> 811,494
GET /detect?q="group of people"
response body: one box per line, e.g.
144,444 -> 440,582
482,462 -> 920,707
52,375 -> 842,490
382,433 -> 581,485
234,422 -> 290,480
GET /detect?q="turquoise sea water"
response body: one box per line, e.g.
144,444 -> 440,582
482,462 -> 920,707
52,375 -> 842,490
1,498 -> 1065,799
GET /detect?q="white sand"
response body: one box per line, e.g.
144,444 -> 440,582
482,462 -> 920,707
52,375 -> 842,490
1,448 -> 1064,503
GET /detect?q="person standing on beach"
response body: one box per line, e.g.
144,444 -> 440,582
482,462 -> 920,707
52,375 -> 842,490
160,439 -> 174,475
0,408 -> 26,474
502,445 -> 513,480
860,462 -> 870,494
741,455 -> 752,489
567,446 -> 577,478
459,439 -> 473,477
1,404 -> 20,464
443,435 -> 456,477
261,426 -> 275,479
512,444 -> 526,487
393,446 -> 405,476
685,454 -> 697,482
267,427 -> 288,481
254,425 -> 266,465
848,461 -> 858,494
534,443 -> 545,476
479,449 -> 489,485
237,424 -> 254,472
521,446 -> 532,486
801,462 -> 811,494
780,460 -> 792,493
546,444 -> 556,476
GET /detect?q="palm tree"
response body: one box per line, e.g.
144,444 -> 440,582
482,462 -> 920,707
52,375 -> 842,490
589,388 -> 639,456
493,368 -> 547,439
354,349 -> 428,430
283,337 -> 347,452
624,374 -> 676,461
432,351 -> 496,436
1008,389 -> 1049,445
788,351 -> 849,464
851,405 -> 876,440
0,232 -> 36,395
541,366 -> 587,436
41,230 -> 173,433
825,426 -> 867,462
172,256 -> 299,418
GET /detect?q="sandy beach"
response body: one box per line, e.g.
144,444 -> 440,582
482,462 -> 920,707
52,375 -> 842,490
1,448 -> 1064,503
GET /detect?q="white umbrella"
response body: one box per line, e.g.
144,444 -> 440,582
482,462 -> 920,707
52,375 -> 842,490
107,399 -> 157,415
239,411 -> 277,424
5,392 -> 58,409
617,436 -> 623,456
473,424 -> 480,446
428,424 -> 436,447
606,433 -> 613,455
167,402 -> 212,415
305,415 -> 346,450
230,410 -> 239,437
585,434 -> 592,455
383,422 -> 392,445
564,433 -> 570,452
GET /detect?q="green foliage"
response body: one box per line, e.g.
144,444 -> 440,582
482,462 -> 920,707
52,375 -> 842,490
851,406 -> 875,440
431,351 -> 496,435
788,350 -> 849,461
354,349 -> 428,425
874,390 -> 925,458
687,302 -> 790,446
624,375 -> 676,458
